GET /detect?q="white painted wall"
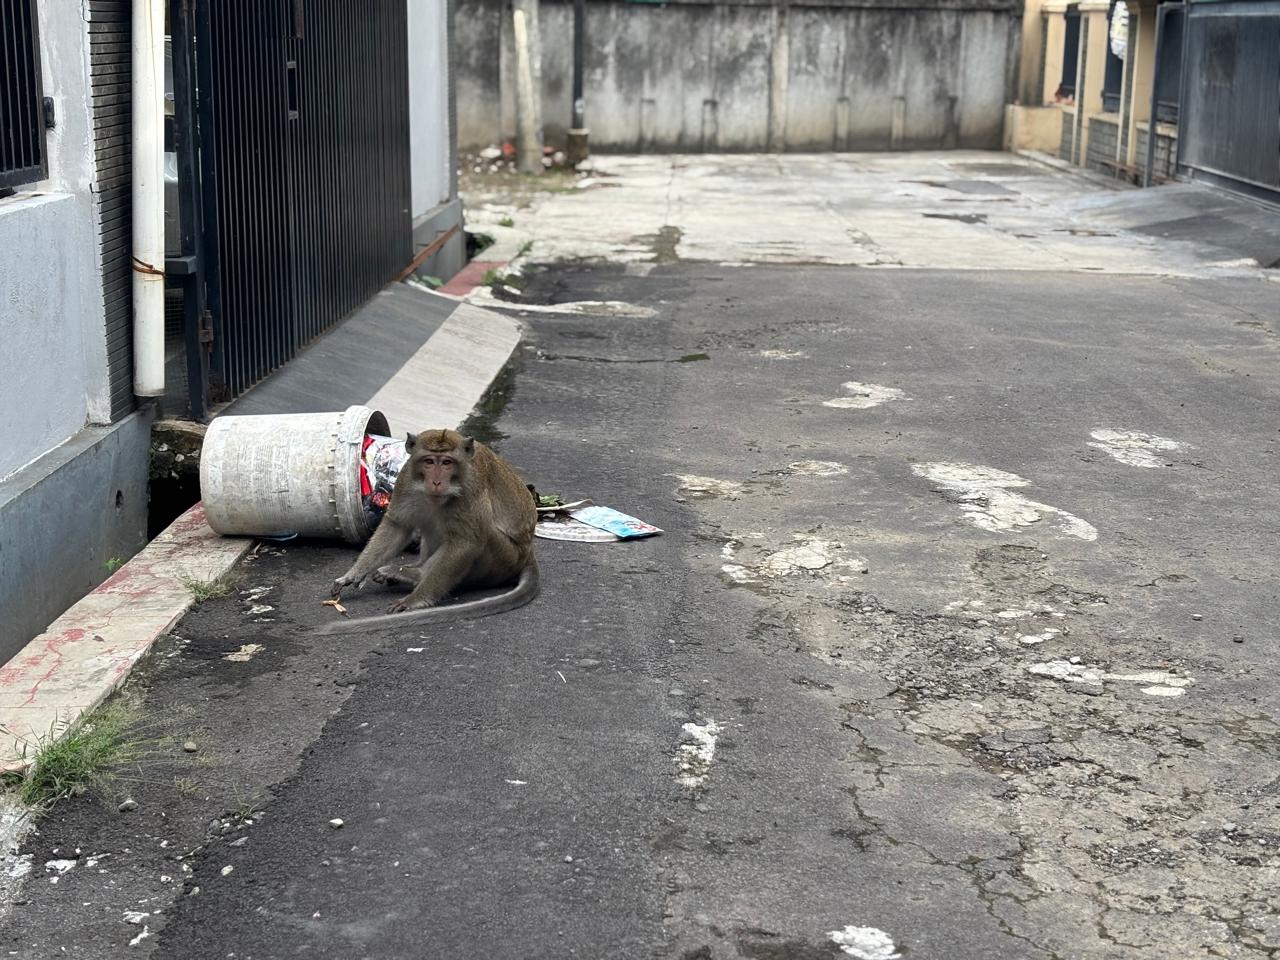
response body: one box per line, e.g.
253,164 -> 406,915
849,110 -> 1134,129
407,0 -> 454,221
0,2 -> 108,480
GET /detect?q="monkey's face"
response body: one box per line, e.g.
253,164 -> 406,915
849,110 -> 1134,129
417,451 -> 464,499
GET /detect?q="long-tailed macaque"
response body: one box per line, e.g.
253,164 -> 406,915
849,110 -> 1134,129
317,429 -> 538,634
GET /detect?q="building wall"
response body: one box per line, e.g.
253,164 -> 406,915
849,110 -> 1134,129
408,0 -> 465,281
1085,114 -> 1119,172
1135,125 -> 1177,181
0,4 -> 156,656
457,0 -> 1022,152
409,0 -> 454,218
0,2 -> 108,481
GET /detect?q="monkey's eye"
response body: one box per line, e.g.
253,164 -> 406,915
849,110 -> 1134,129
441,458 -> 454,467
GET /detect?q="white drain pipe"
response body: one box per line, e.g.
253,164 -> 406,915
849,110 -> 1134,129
132,0 -> 165,398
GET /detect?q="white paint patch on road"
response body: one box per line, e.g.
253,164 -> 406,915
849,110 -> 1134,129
122,910 -> 150,925
1019,629 -> 1061,646
912,462 -> 1098,541
674,475 -> 744,499
828,925 -> 902,959
44,859 -> 76,875
788,460 -> 849,477
129,925 -> 152,948
469,286 -> 657,318
224,643 -> 264,662
1030,661 -> 1192,696
823,382 -> 905,409
761,539 -> 840,577
677,720 -> 723,791
759,349 -> 807,359
1088,429 -> 1184,468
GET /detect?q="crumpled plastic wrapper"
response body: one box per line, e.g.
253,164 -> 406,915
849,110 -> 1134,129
360,434 -> 408,530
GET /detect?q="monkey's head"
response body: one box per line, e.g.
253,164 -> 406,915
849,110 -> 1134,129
405,429 -> 475,499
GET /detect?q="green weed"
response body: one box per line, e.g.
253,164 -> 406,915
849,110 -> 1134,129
178,573 -> 236,603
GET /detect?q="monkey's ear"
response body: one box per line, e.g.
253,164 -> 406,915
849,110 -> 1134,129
462,436 -> 476,456
404,432 -> 416,452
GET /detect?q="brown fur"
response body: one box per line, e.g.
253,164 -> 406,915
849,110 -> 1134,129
319,429 -> 538,634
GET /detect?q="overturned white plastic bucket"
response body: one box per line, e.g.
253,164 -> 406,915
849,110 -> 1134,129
200,405 -> 390,543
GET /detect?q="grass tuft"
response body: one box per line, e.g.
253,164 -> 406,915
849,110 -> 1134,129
178,573 -> 236,603
5,702 -> 138,807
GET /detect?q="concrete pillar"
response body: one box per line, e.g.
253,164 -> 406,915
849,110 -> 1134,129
767,4 -> 790,152
1018,0 -> 1049,104
1042,0 -> 1070,105
1075,0 -> 1110,165
1124,1 -> 1157,167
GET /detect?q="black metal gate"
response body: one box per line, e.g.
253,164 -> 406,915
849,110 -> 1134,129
1177,0 -> 1280,203
172,0 -> 412,417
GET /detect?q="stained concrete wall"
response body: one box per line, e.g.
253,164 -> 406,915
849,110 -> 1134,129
455,0 -> 1022,152
408,0 -> 467,281
0,5 -> 153,656
0,1 -> 109,481
409,0 -> 455,217
0,411 -> 153,662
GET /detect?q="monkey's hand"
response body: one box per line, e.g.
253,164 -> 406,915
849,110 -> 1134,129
330,573 -> 367,599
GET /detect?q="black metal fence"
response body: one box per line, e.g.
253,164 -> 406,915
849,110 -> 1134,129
0,0 -> 48,191
1178,0 -> 1280,201
175,0 -> 413,414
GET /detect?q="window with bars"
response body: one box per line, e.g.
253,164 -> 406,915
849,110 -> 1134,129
1,0 -> 49,193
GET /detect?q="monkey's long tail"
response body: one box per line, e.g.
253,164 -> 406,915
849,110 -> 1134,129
315,562 -> 539,636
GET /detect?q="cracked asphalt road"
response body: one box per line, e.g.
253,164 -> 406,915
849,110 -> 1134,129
5,160 -> 1280,959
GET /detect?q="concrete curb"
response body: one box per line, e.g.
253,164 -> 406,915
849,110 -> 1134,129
0,505 -> 251,770
0,302 -> 525,771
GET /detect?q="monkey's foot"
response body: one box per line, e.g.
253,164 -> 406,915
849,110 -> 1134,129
372,565 -> 418,588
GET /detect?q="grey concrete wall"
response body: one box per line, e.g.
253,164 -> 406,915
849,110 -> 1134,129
0,6 -> 153,660
0,410 -> 153,662
0,1 -> 109,480
1085,114 -> 1118,173
456,0 -> 1021,152
1135,126 -> 1177,182
409,0 -> 456,217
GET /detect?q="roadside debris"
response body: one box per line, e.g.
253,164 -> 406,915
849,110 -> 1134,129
534,500 -> 662,542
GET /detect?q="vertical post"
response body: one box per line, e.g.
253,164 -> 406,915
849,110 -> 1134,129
767,2 -> 790,152
1042,1 -> 1070,105
1143,3 -> 1168,187
132,0 -> 166,398
512,0 -> 542,174
1076,0 -> 1111,166
1122,0 -> 1154,170
566,0 -> 589,165
572,0 -> 585,129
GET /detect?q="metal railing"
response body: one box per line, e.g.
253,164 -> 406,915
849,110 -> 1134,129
172,0 -> 413,415
0,0 -> 48,192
